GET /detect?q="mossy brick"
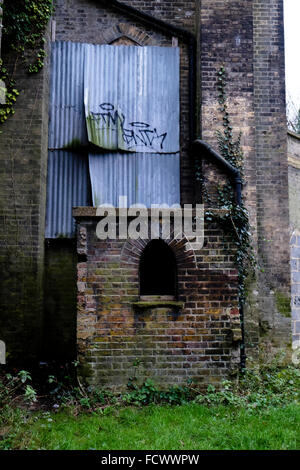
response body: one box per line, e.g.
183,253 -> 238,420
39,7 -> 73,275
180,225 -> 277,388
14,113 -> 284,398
0,0 -> 290,381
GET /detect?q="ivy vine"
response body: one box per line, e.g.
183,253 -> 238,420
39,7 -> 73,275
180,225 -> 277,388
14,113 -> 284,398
0,60 -> 19,124
2,0 -> 53,73
202,66 -> 256,304
216,66 -> 256,304
0,0 -> 52,127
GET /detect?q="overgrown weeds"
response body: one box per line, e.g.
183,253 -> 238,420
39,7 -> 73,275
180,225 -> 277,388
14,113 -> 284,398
0,359 -> 299,450
1,359 -> 299,414
0,369 -> 37,408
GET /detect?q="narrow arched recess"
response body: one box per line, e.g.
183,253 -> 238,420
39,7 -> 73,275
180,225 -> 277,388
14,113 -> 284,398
139,239 -> 177,297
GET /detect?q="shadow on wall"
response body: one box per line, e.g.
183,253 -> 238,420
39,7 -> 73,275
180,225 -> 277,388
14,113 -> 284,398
42,239 -> 77,361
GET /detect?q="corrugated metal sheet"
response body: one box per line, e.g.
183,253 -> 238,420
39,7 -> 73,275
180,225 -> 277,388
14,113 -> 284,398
49,42 -> 180,153
84,45 -> 180,153
45,151 -> 91,238
88,152 -> 180,207
49,41 -> 88,149
46,41 -> 181,236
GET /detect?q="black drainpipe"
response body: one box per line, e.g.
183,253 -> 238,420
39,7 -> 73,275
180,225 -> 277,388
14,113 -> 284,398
191,140 -> 246,370
192,140 -> 242,205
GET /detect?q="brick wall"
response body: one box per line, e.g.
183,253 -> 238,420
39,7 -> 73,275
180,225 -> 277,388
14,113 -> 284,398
0,0 -> 196,363
199,0 -> 259,358
0,30 -> 50,362
0,0 -> 292,367
291,233 -> 300,349
74,208 -> 240,387
253,0 -> 291,356
288,131 -> 300,351
43,239 -> 77,361
199,0 -> 291,358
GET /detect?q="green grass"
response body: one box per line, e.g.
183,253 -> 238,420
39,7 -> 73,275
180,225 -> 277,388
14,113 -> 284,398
1,404 -> 299,450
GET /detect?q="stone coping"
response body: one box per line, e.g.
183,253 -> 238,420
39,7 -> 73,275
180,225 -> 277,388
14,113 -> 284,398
72,207 -> 229,218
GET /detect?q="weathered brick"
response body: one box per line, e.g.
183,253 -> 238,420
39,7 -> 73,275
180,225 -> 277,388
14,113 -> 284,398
0,0 -> 292,374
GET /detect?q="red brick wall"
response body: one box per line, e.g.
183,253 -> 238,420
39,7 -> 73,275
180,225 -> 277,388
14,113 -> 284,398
0,0 -> 291,366
74,209 -> 240,387
199,0 -> 291,357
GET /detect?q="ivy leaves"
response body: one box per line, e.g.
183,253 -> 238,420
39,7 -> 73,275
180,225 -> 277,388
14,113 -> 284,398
217,67 -> 243,171
197,67 -> 255,302
215,66 -> 256,303
2,0 -> 53,73
0,1 -> 52,128
0,60 -> 19,126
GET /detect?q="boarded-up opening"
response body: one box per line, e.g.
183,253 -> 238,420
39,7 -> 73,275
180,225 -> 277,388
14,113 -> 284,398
46,41 -> 181,238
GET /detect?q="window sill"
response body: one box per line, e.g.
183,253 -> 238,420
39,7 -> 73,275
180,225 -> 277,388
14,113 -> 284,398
133,296 -> 184,309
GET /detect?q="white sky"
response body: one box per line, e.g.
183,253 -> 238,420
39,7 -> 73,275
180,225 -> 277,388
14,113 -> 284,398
284,0 -> 300,116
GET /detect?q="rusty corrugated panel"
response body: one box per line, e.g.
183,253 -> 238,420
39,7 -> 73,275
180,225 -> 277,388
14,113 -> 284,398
45,151 -> 91,238
88,152 -> 180,207
49,41 -> 88,149
84,45 -> 180,153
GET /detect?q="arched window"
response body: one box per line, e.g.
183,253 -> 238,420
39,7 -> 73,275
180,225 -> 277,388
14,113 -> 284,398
139,240 -> 177,297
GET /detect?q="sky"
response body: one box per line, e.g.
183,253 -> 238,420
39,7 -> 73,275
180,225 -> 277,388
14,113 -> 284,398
284,0 -> 300,119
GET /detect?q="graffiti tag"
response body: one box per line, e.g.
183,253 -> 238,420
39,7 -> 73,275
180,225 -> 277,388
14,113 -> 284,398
89,103 -> 167,151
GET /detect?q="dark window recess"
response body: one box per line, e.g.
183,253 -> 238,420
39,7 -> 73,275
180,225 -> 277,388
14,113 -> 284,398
139,240 -> 177,296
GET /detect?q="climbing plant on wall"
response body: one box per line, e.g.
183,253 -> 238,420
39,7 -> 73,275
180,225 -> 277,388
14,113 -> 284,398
0,0 -> 52,126
197,67 -> 256,304
215,66 -> 256,304
2,0 -> 53,72
0,60 -> 19,124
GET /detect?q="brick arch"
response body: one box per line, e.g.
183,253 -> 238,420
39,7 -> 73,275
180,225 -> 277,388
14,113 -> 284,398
102,23 -> 157,46
120,237 -> 196,270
